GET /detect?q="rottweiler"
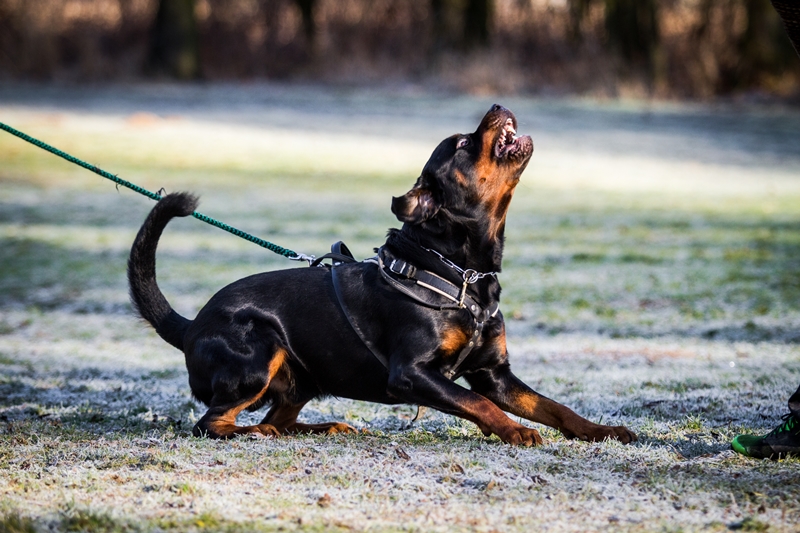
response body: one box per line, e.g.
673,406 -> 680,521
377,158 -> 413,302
128,104 -> 637,445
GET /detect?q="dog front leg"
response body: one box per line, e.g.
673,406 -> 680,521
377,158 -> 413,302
466,365 -> 637,443
387,364 -> 542,446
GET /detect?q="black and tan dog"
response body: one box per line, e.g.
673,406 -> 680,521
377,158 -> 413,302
128,104 -> 636,446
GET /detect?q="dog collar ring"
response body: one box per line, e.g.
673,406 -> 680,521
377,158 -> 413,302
422,246 -> 497,283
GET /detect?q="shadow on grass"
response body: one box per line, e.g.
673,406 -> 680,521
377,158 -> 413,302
0,237 -> 126,310
0,364 -> 192,441
0,507 -> 335,533
639,435 -> 732,459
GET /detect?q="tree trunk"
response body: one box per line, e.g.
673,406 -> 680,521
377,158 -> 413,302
463,0 -> 492,49
567,0 -> 593,43
603,0 -> 658,66
294,0 -> 317,50
430,0 -> 446,54
147,0 -> 199,80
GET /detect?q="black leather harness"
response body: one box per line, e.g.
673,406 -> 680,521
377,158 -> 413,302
317,242 -> 499,380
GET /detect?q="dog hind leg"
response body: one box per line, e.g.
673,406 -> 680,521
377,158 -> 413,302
192,347 -> 289,439
260,402 -> 357,435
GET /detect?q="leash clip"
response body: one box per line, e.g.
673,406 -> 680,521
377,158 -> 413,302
289,252 -> 316,266
457,279 -> 468,308
457,269 -> 480,308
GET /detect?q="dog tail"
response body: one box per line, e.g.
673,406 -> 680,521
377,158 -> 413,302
128,192 -> 197,351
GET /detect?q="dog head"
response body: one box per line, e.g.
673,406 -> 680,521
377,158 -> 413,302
391,104 -> 533,241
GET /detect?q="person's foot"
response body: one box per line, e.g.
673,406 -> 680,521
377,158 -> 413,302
732,413 -> 800,459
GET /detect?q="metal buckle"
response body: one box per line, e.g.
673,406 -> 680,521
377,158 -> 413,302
389,259 -> 407,276
289,253 -> 316,266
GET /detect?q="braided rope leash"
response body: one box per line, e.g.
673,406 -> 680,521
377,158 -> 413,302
0,120 -> 313,262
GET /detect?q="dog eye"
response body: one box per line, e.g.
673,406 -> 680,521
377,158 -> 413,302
456,137 -> 470,149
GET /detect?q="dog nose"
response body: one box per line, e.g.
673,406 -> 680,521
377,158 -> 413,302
490,104 -> 506,113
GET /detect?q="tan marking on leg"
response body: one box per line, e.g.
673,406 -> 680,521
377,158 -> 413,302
195,348 -> 289,439
511,389 -> 539,414
456,395 -> 542,446
484,324 -> 507,359
440,327 -> 469,357
500,385 -> 637,444
267,348 -> 287,383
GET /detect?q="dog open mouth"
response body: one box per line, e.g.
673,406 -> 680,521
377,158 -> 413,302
494,117 -> 531,161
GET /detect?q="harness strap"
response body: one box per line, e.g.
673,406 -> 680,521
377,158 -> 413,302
328,243 -> 499,381
377,249 -> 501,378
331,265 -> 389,368
310,241 -> 356,267
377,248 -> 491,321
445,320 -> 486,380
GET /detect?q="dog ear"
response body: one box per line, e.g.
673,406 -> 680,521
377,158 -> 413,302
391,187 -> 439,224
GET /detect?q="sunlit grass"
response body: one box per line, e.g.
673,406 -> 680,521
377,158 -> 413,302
3,110 -> 800,339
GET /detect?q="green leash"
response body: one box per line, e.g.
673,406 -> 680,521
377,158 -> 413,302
0,120 -> 312,263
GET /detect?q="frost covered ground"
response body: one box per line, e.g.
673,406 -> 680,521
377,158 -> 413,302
1,84 -> 800,531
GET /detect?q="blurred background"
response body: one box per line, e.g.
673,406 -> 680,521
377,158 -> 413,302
0,0 -> 799,98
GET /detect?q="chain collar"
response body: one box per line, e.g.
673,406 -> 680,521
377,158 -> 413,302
421,246 -> 497,306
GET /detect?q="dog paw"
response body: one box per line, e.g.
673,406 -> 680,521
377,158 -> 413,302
324,422 -> 358,435
284,422 -> 358,435
253,424 -> 281,438
497,424 -> 543,446
605,425 -> 637,443
564,423 -> 637,444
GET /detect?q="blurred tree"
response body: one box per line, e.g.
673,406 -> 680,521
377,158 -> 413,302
567,0 -> 593,42
568,0 -> 660,83
0,0 -> 794,96
294,0 -> 317,50
0,0 -> 16,74
463,0 -> 492,48
429,0 -> 493,51
148,0 -> 200,79
603,0 -> 658,69
692,0 -> 713,40
430,0 -> 446,54
735,0 -> 797,88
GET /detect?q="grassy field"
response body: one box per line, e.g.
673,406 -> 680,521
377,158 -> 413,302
1,84 -> 800,532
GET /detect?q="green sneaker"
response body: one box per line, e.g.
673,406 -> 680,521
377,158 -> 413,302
732,413 -> 800,459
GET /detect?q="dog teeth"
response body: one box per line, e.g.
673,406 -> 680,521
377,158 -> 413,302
502,119 -> 516,145
496,118 -> 519,154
